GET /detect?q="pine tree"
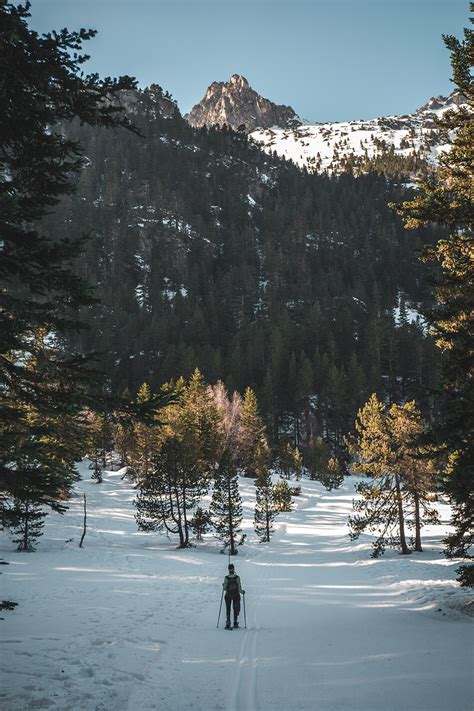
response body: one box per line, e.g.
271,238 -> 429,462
254,468 -> 278,543
135,372 -> 221,547
189,506 -> 211,542
294,446 -> 303,481
135,436 -> 206,548
0,3 -> 137,534
305,436 -> 343,490
239,387 -> 270,477
392,11 -> 474,584
9,500 -> 45,553
85,409 -> 113,483
346,394 -> 410,557
276,439 -> 302,480
128,383 -> 160,484
388,402 -> 439,552
272,478 -> 293,512
184,369 -> 222,469
210,449 -> 243,555
1,330 -> 83,550
114,421 -> 136,469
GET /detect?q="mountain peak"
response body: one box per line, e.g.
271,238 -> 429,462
416,90 -> 466,115
185,75 -> 300,132
229,73 -> 249,89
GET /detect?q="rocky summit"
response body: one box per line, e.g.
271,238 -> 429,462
185,73 -> 300,132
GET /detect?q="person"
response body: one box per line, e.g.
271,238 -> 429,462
223,563 -> 245,629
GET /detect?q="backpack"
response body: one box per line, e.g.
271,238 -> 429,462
226,574 -> 238,594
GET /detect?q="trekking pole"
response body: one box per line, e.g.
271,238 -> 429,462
217,588 -> 224,628
243,592 -> 247,629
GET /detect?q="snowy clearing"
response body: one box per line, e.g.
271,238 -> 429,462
1,466 -> 472,711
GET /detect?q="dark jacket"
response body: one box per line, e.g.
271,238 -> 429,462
223,573 -> 244,594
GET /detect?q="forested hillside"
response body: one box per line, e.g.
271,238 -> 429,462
44,85 -> 442,450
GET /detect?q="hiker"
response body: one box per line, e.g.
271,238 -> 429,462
223,563 -> 245,629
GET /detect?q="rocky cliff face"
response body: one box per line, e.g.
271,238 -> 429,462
185,74 -> 300,132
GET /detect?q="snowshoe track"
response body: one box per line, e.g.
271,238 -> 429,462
228,552 -> 275,711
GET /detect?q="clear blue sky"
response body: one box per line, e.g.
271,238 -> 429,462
29,0 -> 468,122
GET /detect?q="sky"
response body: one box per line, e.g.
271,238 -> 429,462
29,0 -> 468,123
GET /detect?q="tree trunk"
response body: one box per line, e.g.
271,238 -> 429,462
394,473 -> 410,554
228,489 -> 236,555
182,485 -> 190,547
176,492 -> 186,548
79,494 -> 87,548
22,501 -> 29,552
414,490 -> 423,552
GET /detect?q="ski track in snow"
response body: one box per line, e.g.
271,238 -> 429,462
228,546 -> 277,711
1,466 -> 473,711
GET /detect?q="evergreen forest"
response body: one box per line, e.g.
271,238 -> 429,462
43,86 -> 443,453
2,1 -> 472,588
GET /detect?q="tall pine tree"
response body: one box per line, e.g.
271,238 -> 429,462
210,449 -> 243,555
346,394 -> 410,557
393,9 -> 474,584
0,2 -> 137,539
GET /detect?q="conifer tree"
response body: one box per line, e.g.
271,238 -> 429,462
1,330 -> 83,550
254,467 -> 278,543
135,436 -> 206,548
9,500 -> 45,553
114,421 -> 136,469
0,2 -> 137,534
190,507 -> 211,542
305,436 -> 343,490
272,478 -> 293,512
388,402 -> 439,552
347,395 -> 439,557
346,394 -> 410,557
210,449 -> 243,555
294,447 -> 303,481
85,409 -> 113,483
128,383 -> 160,484
393,11 -> 474,584
135,372 -> 221,547
239,387 -> 270,477
276,440 -> 302,480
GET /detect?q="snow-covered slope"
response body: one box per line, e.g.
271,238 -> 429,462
1,466 -> 472,710
250,92 -> 466,174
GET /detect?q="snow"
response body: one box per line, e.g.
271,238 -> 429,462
1,466 -> 472,710
393,293 -> 427,329
248,98 -> 468,175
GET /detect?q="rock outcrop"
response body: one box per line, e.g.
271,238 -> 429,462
185,74 -> 299,132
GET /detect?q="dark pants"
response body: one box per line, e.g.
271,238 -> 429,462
225,592 -> 240,623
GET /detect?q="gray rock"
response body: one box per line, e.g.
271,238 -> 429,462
185,74 -> 300,132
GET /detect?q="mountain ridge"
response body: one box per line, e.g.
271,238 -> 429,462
181,73 -> 465,175
250,90 -> 466,175
185,73 -> 300,132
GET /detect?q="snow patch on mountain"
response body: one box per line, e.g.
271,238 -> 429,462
250,92 -> 466,175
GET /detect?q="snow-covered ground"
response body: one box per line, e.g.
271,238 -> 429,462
1,466 -> 472,711
249,94 -> 466,175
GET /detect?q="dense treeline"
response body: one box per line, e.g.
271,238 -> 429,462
0,2 -> 142,550
88,371 -> 285,551
43,86 -> 442,455
393,16 -> 473,585
4,2 -> 471,589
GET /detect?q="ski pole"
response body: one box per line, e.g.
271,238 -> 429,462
217,588 -> 224,628
243,592 -> 247,629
